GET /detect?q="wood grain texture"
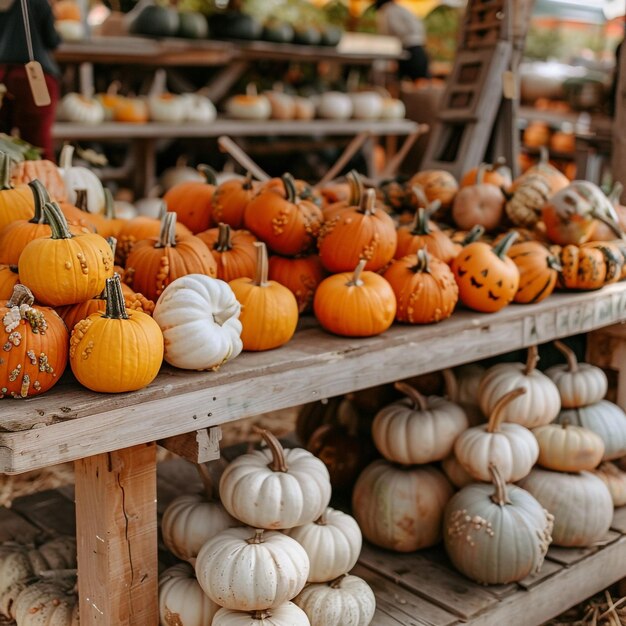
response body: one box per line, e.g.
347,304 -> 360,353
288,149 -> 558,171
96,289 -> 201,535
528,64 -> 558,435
158,427 -> 221,464
2,285 -> 626,474
75,444 -> 157,626
11,489 -> 76,536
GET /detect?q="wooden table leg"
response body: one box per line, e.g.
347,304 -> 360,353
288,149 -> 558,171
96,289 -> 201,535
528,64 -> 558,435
75,442 -> 158,626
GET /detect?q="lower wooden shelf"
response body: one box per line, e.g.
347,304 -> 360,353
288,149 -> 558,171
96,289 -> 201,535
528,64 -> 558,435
5,458 -> 626,626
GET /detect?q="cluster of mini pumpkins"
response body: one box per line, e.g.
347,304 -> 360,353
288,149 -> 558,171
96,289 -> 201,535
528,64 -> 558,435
298,341 -> 626,586
0,535 -> 78,625
158,429 -> 376,626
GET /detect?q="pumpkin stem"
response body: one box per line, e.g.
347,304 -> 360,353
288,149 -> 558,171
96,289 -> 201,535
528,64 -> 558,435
0,152 -> 14,190
489,463 -> 512,506
553,340 -> 578,373
43,202 -> 73,240
347,169 -> 364,206
462,225 -> 485,246
158,200 -> 168,221
243,171 -> 254,190
487,387 -> 526,433
245,82 -> 258,97
282,173 -> 298,204
442,368 -> 458,403
411,184 -> 429,209
315,510 -> 328,525
28,180 -> 51,225
215,223 -> 233,252
492,231 -> 518,259
60,144 -> 75,171
524,345 -> 539,376
156,212 -> 177,248
107,236 -> 117,260
346,259 -> 367,287
7,284 -> 35,308
253,426 -> 288,472
195,463 -> 215,502
547,253 -> 563,273
329,574 -> 347,589
197,164 -> 217,186
409,249 -> 431,274
103,274 -> 129,320
251,610 -> 272,620
475,163 -> 489,186
253,242 -> 269,287
247,529 -> 266,545
410,207 -> 431,235
103,188 -> 116,220
394,381 -> 428,411
74,188 -> 89,213
359,188 -> 376,216
538,146 -> 550,166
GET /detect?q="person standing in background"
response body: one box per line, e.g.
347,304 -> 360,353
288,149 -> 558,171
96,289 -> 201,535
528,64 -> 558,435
374,0 -> 430,80
0,0 -> 61,160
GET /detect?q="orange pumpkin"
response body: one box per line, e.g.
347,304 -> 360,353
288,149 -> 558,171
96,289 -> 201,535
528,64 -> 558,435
511,147 -> 569,196
395,207 -> 457,263
322,170 -> 364,221
113,97 -> 149,124
320,180 -> 352,208
0,153 -> 35,231
553,244 -> 614,291
196,223 -> 258,282
268,253 -> 326,314
408,170 -> 458,209
590,183 -> 626,241
523,121 -> 551,147
211,174 -> 257,229
460,158 -> 512,189
163,165 -> 217,234
58,189 -> 98,233
0,284 -> 69,398
87,188 -> 126,239
383,250 -> 458,324
317,188 -> 396,272
229,242 -> 299,351
579,241 -> 624,285
54,0 -> 81,20
11,158 -> 66,202
451,231 -> 520,313
0,264 -> 19,299
244,173 -> 323,256
550,130 -> 575,154
58,285 -> 154,333
508,241 -> 561,304
314,259 -> 396,337
124,212 -> 217,303
452,165 -> 505,231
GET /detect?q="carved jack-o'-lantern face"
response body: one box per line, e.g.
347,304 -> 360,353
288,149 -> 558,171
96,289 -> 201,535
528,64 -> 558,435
451,232 -> 520,313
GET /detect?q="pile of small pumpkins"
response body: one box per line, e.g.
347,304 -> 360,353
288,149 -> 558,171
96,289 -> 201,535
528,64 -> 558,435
297,340 -> 626,586
3,141 -> 626,400
158,428 -> 376,626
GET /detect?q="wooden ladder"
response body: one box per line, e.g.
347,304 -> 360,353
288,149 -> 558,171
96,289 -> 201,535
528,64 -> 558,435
420,0 -> 515,178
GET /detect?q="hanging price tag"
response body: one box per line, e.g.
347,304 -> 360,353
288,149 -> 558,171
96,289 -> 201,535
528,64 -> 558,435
25,61 -> 51,106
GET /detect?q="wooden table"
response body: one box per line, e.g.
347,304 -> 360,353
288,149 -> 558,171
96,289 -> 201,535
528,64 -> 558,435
4,284 -> 626,624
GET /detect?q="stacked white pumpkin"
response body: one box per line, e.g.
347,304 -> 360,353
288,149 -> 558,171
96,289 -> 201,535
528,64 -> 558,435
519,340 -> 625,547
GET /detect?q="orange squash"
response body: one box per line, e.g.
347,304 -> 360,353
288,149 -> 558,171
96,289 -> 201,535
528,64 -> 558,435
395,207 -> 457,263
124,212 -> 217,303
211,173 -> 257,229
268,253 -> 326,314
11,158 -> 66,202
550,130 -> 575,154
163,165 -> 217,234
244,173 -> 323,257
383,250 -> 458,324
408,170 -> 458,210
553,243 -> 623,291
317,189 -> 396,272
460,158 -> 512,189
229,242 -> 299,351
508,241 -> 561,304
523,121 -> 551,148
451,232 -> 520,313
452,165 -> 505,231
0,153 -> 35,231
0,284 -> 69,398
113,97 -> 149,124
511,147 -> 569,196
196,223 -> 258,282
314,259 -> 396,337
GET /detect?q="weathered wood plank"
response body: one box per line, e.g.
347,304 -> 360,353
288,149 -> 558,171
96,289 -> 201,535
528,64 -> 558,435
358,543 -> 498,620
158,427 -> 222,464
465,536 -> 626,626
2,286 -> 626,474
0,507 -> 41,543
611,506 -> 626,533
517,559 -> 562,589
352,564 -> 459,626
75,443 -> 157,626
546,545 -> 598,566
11,488 -> 76,536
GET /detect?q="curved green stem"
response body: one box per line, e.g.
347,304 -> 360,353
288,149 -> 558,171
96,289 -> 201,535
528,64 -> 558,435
103,188 -> 116,220
215,223 -> 233,252
28,180 -> 51,225
103,274 -> 129,320
410,207 -> 431,236
156,212 -> 177,248
43,202 -> 73,240
282,173 -> 297,204
462,225 -> 485,246
0,152 -> 13,191
492,231 -> 518,259
347,170 -> 364,206
410,249 -> 431,274
197,164 -> 217,185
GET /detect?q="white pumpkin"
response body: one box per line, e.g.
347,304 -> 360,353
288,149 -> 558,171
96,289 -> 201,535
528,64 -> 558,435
294,575 -> 375,626
195,527 -> 310,611
518,468 -> 613,547
349,91 -> 383,120
56,19 -> 86,41
441,454 -> 474,489
533,423 -> 605,472
225,86 -> 272,121
479,345 -> 561,428
153,274 -> 243,371
59,144 -> 106,214
380,98 -> 406,120
183,94 -> 217,124
454,388 -> 539,482
58,93 -> 105,125
162,493 -> 239,562
546,340 -> 608,408
293,96 -> 316,120
149,93 -> 188,123
159,563 -> 219,626
286,508 -> 361,583
593,461 -> 626,507
160,158 -> 204,192
264,91 -> 296,120
317,92 -> 353,120
352,460 -> 453,552
135,196 -> 165,218
371,381 -> 468,465
219,429 -> 331,530
114,200 -> 138,220
213,603 -> 311,626
555,400 -> 626,461
12,580 -> 79,625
